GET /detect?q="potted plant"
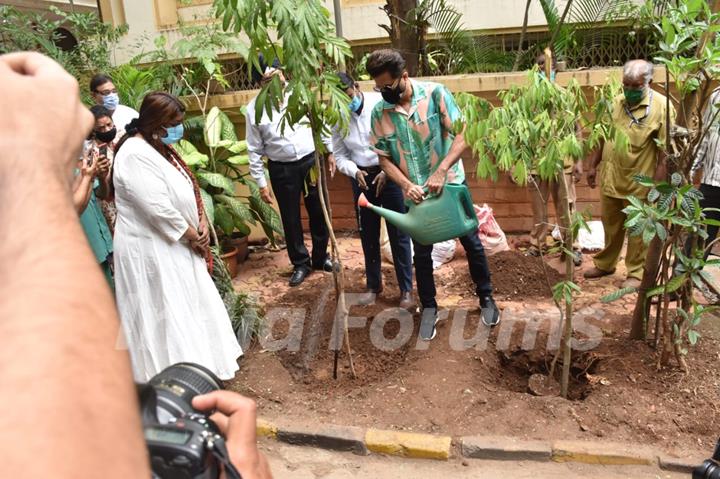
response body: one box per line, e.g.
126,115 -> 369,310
176,105 -> 284,277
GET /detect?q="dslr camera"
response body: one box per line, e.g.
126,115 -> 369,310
138,362 -> 242,479
694,438 -> 720,479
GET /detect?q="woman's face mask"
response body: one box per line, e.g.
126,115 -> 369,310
94,127 -> 117,144
161,123 -> 185,145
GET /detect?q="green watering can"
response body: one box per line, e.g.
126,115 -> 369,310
358,183 -> 479,245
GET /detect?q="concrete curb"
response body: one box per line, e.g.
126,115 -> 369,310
365,428 -> 452,460
257,418 -> 697,469
461,435 -> 552,461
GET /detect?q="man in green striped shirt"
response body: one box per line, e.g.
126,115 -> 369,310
367,49 -> 499,340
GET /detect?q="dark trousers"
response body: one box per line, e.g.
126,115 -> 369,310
683,183 -> 720,264
268,154 -> 328,269
350,170 -> 413,293
413,185 -> 493,309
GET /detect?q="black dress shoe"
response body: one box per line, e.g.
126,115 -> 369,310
313,258 -> 334,272
289,267 -> 311,287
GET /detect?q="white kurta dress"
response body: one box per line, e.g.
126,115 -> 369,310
113,137 -> 242,382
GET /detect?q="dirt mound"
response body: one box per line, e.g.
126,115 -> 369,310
272,267 -> 415,390
443,250 -> 564,300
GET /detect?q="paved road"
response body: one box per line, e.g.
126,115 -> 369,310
261,440 -> 688,479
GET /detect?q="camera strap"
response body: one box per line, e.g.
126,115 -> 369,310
209,436 -> 243,479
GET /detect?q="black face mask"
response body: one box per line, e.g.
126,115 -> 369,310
95,127 -> 117,144
381,79 -> 406,105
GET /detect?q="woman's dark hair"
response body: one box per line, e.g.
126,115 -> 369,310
337,72 -> 356,90
89,104 -> 112,122
366,49 -> 406,79
90,73 -> 113,92
115,92 -> 186,156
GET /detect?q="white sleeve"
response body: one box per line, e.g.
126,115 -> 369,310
245,106 -> 268,189
332,129 -> 358,178
120,152 -> 189,242
322,127 -> 334,154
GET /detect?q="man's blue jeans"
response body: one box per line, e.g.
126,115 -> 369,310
351,169 -> 413,293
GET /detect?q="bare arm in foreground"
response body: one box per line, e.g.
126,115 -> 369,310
0,52 -> 150,478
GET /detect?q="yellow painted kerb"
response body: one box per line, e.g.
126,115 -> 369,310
552,441 -> 654,466
256,418 -> 278,439
365,428 -> 452,460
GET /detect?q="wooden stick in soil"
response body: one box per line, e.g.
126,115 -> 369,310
558,172 -> 575,399
312,149 -> 356,379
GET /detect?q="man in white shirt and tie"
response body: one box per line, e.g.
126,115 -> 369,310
333,73 -> 415,309
246,57 -> 334,287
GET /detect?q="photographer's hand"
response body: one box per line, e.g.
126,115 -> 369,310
193,391 -> 273,479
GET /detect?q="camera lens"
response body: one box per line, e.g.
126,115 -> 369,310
694,460 -> 720,479
148,363 -> 223,423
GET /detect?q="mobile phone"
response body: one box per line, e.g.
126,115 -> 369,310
99,145 -> 108,158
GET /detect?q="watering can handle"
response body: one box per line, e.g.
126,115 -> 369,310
459,186 -> 476,220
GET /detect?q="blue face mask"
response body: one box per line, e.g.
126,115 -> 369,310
161,123 -> 184,145
539,71 -> 557,82
348,93 -> 362,113
103,92 -> 119,110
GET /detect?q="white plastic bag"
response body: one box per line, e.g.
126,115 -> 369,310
431,240 -> 456,269
474,204 -> 510,256
578,220 -> 605,251
380,219 -> 455,269
552,220 -> 605,250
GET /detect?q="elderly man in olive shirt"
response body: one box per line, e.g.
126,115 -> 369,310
584,59 -> 675,288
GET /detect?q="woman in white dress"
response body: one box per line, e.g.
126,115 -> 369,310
112,92 -> 242,382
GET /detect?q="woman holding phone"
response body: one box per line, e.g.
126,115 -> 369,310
73,105 -> 117,287
84,105 -> 119,231
112,92 -> 242,382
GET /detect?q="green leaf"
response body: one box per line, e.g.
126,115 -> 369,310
647,188 -> 660,203
216,194 -> 256,224
226,140 -> 248,153
642,224 -> 656,244
655,223 -> 667,242
601,287 -> 637,303
647,274 -> 687,297
204,106 -> 223,147
175,140 -> 209,168
226,154 -> 249,165
688,329 -> 701,346
671,172 -> 683,186
214,204 -> 235,236
197,171 -> 235,195
634,175 -> 656,187
199,188 -> 214,224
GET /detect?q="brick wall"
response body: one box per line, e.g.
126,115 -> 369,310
304,156 -> 602,234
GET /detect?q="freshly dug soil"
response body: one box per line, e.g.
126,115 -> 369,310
230,236 -> 720,458
443,249 -> 564,300
273,281 -> 416,391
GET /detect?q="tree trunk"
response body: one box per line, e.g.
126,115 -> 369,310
383,0 -> 419,75
630,1 -> 720,340
513,0 -> 533,71
550,0 -> 574,50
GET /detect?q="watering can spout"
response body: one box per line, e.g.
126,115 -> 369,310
357,192 -> 415,233
357,184 -> 479,245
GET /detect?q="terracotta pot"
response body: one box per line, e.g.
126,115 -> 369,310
220,245 -> 239,278
225,233 -> 250,263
